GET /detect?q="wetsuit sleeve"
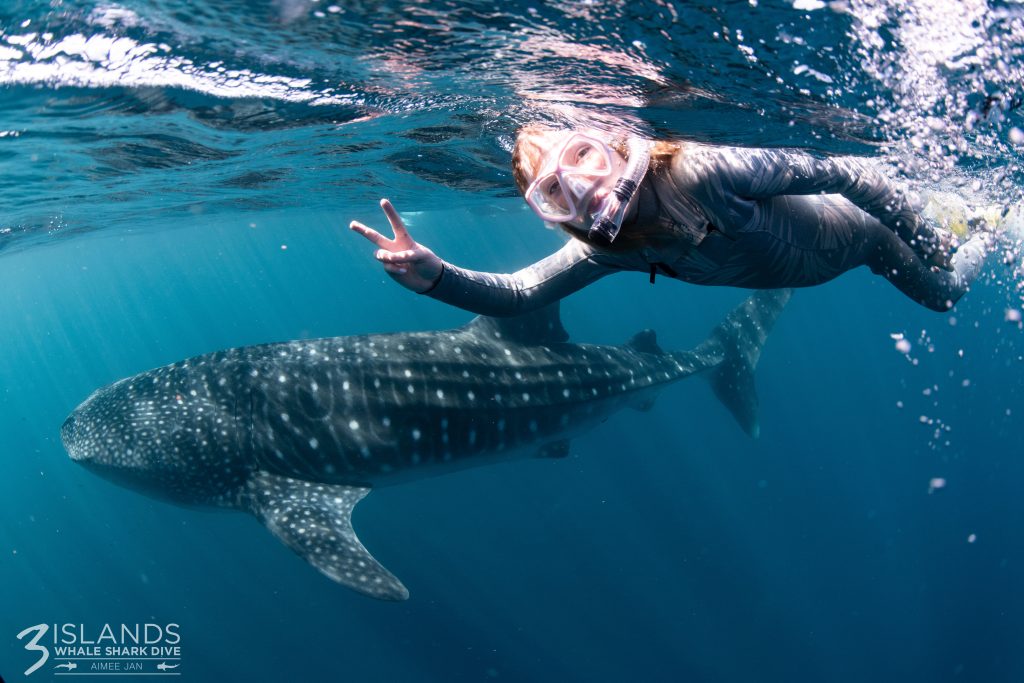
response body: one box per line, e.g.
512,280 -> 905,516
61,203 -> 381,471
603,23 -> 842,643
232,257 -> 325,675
711,147 -> 940,257
422,238 -> 620,316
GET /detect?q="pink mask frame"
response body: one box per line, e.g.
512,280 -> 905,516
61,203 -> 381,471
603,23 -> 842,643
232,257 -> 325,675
524,134 -> 615,224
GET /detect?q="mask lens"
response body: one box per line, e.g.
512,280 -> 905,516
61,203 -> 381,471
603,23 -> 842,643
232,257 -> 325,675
559,136 -> 612,174
526,173 -> 575,221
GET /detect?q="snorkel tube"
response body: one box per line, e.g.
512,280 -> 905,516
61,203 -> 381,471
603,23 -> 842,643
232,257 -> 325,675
588,137 -> 652,244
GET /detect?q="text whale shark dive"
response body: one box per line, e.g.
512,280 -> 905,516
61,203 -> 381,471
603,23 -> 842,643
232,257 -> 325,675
62,289 -> 790,600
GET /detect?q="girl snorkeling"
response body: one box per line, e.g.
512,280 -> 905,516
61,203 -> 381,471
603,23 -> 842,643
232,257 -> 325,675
351,127 -> 996,314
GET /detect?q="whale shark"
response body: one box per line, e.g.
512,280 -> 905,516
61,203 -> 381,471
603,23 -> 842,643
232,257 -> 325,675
62,289 -> 790,600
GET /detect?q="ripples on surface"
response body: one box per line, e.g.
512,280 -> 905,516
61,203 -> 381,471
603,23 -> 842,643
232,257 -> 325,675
0,0 -> 1022,256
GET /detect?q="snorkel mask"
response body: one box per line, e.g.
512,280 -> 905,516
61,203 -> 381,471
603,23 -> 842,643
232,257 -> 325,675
524,133 -> 651,243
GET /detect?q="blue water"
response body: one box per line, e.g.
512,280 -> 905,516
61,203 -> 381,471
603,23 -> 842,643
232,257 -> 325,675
2,1 -> 1024,681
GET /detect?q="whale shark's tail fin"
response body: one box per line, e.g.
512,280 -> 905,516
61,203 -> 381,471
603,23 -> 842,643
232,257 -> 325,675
699,289 -> 792,438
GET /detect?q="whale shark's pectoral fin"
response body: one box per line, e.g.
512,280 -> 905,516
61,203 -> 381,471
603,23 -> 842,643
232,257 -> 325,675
244,471 -> 409,601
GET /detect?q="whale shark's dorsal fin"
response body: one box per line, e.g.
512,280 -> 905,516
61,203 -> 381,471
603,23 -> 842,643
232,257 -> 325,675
463,302 -> 569,345
244,472 -> 408,601
625,329 -> 664,355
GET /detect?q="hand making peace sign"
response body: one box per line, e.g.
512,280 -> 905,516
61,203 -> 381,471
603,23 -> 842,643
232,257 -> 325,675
350,199 -> 444,293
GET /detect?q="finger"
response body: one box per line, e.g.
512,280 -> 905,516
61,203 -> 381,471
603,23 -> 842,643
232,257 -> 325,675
375,249 -> 418,263
380,199 -> 413,247
382,262 -> 408,276
350,221 -> 394,249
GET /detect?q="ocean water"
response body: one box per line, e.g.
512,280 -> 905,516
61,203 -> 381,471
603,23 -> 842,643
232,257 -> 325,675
2,1 -> 1024,681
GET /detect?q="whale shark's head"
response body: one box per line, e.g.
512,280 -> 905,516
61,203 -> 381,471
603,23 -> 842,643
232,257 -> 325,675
62,365 -> 251,507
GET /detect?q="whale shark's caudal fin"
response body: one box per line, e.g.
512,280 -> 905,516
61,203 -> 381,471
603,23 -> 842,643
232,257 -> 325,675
244,471 -> 408,601
702,289 -> 793,438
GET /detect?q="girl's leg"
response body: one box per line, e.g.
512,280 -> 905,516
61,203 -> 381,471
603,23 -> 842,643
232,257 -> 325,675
865,228 -> 992,311
702,194 -> 991,310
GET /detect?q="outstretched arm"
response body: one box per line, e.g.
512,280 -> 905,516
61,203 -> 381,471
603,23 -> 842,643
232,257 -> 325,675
350,199 -> 620,316
707,147 -> 948,266
426,237 -> 618,316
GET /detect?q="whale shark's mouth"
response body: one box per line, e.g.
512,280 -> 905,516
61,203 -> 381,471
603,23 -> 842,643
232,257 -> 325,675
61,413 -> 87,461
63,386 -> 112,462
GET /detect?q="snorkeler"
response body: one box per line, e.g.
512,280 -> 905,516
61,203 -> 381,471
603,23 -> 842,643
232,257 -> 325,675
350,127 -> 998,314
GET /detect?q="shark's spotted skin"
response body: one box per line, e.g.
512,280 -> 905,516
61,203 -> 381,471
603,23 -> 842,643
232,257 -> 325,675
62,290 -> 790,600
245,326 -> 704,486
